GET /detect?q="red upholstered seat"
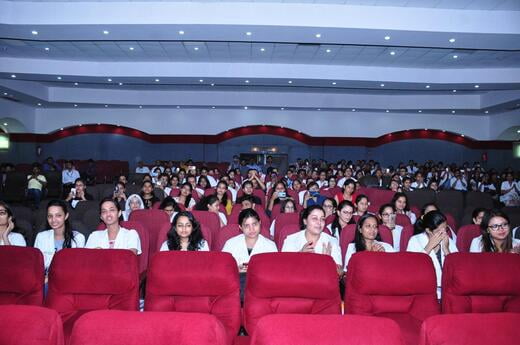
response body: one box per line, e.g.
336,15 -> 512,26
274,223 -> 301,250
69,310 -> 227,345
396,213 -> 412,227
399,225 -> 415,252
273,213 -> 300,241
191,210 -> 220,247
0,305 -> 64,345
215,224 -> 242,251
244,253 -> 341,337
455,224 -> 481,252
145,251 -> 240,345
339,224 -> 356,259
378,224 -> 394,247
46,249 -> 139,342
129,209 -> 171,259
419,313 -> 519,345
442,253 -> 520,313
345,252 -> 439,345
0,246 -> 44,306
250,314 -> 405,345
96,220 -> 149,275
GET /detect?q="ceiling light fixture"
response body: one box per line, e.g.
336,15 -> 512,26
386,109 -> 390,113
390,51 -> 396,55
44,47 -> 50,51
485,110 -> 489,114
281,107 -> 284,110
57,76 -> 62,80
118,82 -> 123,86
452,55 -> 458,59
418,110 -> 422,113
199,79 -> 204,83
178,30 -> 185,35
384,36 -> 391,40
129,47 -> 134,51
326,49 -> 331,53
155,79 -> 160,82
452,110 -> 456,114
74,82 -> 78,86
332,82 -> 337,85
74,104 -> 78,107
3,123 -> 7,126
260,48 -> 265,52
352,109 -> 356,112
425,85 -> 430,89
103,30 -> 109,35
104,105 -> 108,107
11,75 -> 16,78
107,78 -> 112,82
212,106 -> 216,109
452,89 -> 457,93
317,108 -> 321,111
31,30 -> 38,35
194,47 -> 199,51
210,83 -> 215,86
3,92 -> 7,96
37,103 -> 42,106
246,32 -> 252,36
288,80 -> 293,84
474,84 -> 480,88
449,38 -> 456,43
139,105 -> 142,109
315,33 -> 321,38
245,80 -> 250,83
380,83 -> 385,87
244,106 -> 248,110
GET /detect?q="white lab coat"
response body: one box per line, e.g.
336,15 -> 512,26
34,229 -> 85,269
0,232 -> 26,246
86,227 -> 142,254
469,235 -> 520,253
282,230 -> 342,266
407,232 -> 458,298
389,225 -> 404,251
344,241 -> 395,271
159,239 -> 209,252
222,234 -> 277,266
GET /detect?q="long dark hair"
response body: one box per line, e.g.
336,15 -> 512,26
480,210 -> 512,253
216,180 -> 229,206
0,201 -> 22,235
391,192 -> 410,212
413,210 -> 446,235
179,182 -> 193,208
300,204 -> 325,230
330,200 -> 355,237
45,199 -> 75,249
194,195 -> 219,211
354,214 -> 380,252
166,211 -> 204,251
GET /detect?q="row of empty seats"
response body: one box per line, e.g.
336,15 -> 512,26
1,247 -> 518,345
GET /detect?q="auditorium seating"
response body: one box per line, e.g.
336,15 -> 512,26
215,224 -> 242,251
0,246 -> 44,306
45,249 -> 139,341
272,212 -> 300,239
398,225 -> 415,252
250,314 -> 405,345
345,252 -> 440,345
191,210 -> 221,242
378,225 -> 394,247
419,313 -> 519,345
129,209 -> 171,259
339,224 -> 356,258
145,251 -> 240,345
274,223 -> 300,250
455,224 -> 481,252
69,310 -> 228,345
0,305 -> 64,345
442,252 -> 520,313
244,253 -> 341,337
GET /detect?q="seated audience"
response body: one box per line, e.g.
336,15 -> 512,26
334,178 -> 356,204
26,163 -> 47,209
65,178 -> 93,208
378,203 -> 402,251
159,197 -> 181,222
392,192 -> 417,224
173,182 -> 196,209
267,181 -> 291,213
61,160 -> 80,196
0,201 -> 26,246
353,194 -> 370,217
123,194 -> 145,221
322,198 -> 337,219
269,198 -> 297,237
303,182 -> 326,208
112,181 -> 127,211
215,180 -> 233,215
140,180 -> 159,209
327,200 -> 355,241
470,210 -> 520,253
195,195 -> 227,227
135,161 -> 150,174
499,172 -> 519,206
160,211 -> 209,251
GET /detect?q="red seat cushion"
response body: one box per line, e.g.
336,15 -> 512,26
0,246 -> 44,306
250,314 -> 405,345
145,251 -> 240,345
455,224 -> 481,252
244,253 -> 341,337
442,252 -> 520,313
419,313 -> 519,345
70,310 -> 227,345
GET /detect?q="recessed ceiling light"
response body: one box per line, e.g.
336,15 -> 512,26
418,110 -> 422,113
118,82 -> 123,86
352,108 -> 356,112
3,92 -> 7,96
384,36 -> 391,40
37,103 -> 41,106
212,106 -> 215,109
485,110 -> 489,114
260,48 -> 265,52
60,128 -> 64,131
104,105 -> 108,108
452,55 -> 458,59
390,51 -> 396,56
139,105 -> 142,109
3,123 -> 7,126
199,79 -> 204,83
178,30 -> 185,35
244,106 -> 248,110
79,124 -> 82,126
194,47 -> 199,51
155,79 -> 160,82
44,47 -> 50,51
281,107 -> 285,110
424,128 -> 428,131
74,82 -> 78,86
386,110 -> 390,113
452,89 -> 457,93
288,80 -> 293,84
461,134 -> 465,137
474,84 -> 480,88
31,30 -> 38,35
246,32 -> 252,36
176,106 -> 180,109
380,83 -> 385,87
317,108 -> 321,111
452,110 -> 456,114
517,129 -> 520,133
210,83 -> 215,86
97,123 -> 101,125
449,38 -> 456,43
425,85 -> 431,89
332,82 -> 337,85
315,33 -> 321,38
74,104 -> 78,107
107,78 -> 112,82
326,49 -> 331,53
245,80 -> 250,83
11,75 -> 16,78
129,47 -> 134,51
103,30 -> 109,35
57,76 -> 62,80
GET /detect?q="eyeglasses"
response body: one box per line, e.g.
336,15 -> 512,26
488,223 -> 509,231
381,212 -> 395,217
323,205 -> 334,209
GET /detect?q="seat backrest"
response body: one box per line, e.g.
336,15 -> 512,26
464,191 -> 493,210
191,210 -> 221,241
46,248 -> 139,318
444,213 -> 458,234
399,225 -> 415,252
396,213 -> 412,227
145,251 -> 240,345
405,189 -> 436,208
442,253 -> 520,313
419,313 -> 519,345
251,314 -> 404,345
455,224 -> 481,252
275,223 -> 301,250
378,225 -> 394,247
345,252 -> 439,320
129,209 -> 171,258
69,310 -> 227,345
436,190 -> 464,220
273,212 -> 300,238
97,221 -> 149,274
215,224 -> 242,251
339,224 -> 357,259
369,189 -> 395,210
0,246 -> 44,306
244,252 -> 341,336
0,305 -> 64,345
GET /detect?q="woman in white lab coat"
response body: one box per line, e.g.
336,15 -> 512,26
160,211 -> 209,251
470,210 -> 520,253
407,210 -> 457,298
222,208 -> 277,271
34,199 -> 85,270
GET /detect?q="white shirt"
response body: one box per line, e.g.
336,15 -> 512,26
500,181 -> 519,204
34,229 -> 85,269
450,177 -> 468,191
282,230 -> 342,266
0,232 -> 26,246
159,239 -> 209,252
173,197 -> 196,209
135,166 -> 150,174
218,212 -> 228,226
407,232 -> 458,298
222,234 -> 278,266
344,241 -> 394,271
389,225 -> 404,251
86,227 -> 142,254
62,169 -> 80,184
469,235 -> 520,253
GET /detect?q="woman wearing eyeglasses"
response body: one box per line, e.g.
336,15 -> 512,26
470,210 -> 520,253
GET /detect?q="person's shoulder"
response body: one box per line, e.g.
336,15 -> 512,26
512,238 -> 520,246
380,241 -> 395,252
285,230 -> 304,240
226,233 -> 245,244
259,234 -> 276,245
